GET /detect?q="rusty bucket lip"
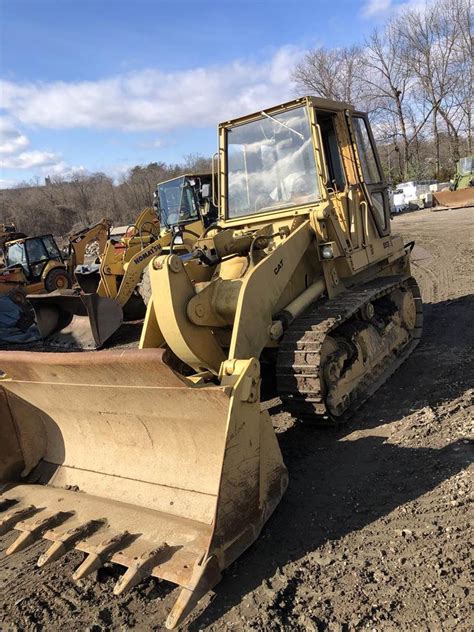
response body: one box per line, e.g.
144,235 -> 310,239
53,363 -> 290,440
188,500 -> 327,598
0,347 -> 227,391
0,347 -> 168,366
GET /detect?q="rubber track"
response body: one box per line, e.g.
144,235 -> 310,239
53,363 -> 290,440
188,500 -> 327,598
276,275 -> 423,423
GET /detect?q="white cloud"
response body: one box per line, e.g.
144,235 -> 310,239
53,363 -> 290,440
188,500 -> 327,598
0,149 -> 61,169
0,116 -> 80,175
361,0 -> 428,18
362,0 -> 393,17
0,118 -> 30,154
137,138 -> 165,150
42,161 -> 87,178
0,45 -> 303,133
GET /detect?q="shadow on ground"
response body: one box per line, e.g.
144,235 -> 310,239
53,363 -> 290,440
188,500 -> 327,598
189,294 -> 474,629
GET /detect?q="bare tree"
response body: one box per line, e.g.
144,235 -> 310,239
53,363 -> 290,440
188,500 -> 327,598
293,45 -> 366,105
450,0 -> 473,153
400,0 -> 469,174
360,20 -> 419,180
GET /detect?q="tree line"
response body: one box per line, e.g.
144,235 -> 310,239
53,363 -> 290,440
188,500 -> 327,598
0,154 -> 211,238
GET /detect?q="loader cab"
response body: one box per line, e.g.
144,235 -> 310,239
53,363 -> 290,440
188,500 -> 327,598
153,174 -> 217,230
220,96 -> 391,237
5,235 -> 63,282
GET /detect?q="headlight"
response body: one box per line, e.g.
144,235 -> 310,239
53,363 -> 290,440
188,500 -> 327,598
321,244 -> 334,259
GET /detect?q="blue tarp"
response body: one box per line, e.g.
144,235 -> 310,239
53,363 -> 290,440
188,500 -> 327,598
0,295 -> 41,344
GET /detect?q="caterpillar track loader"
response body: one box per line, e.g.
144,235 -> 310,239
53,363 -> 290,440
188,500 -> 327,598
0,97 -> 422,628
29,175 -> 217,348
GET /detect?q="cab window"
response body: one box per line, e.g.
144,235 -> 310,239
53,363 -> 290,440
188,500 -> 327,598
317,111 -> 346,191
6,243 -> 27,268
26,239 -> 49,263
352,117 -> 381,184
42,235 -> 62,260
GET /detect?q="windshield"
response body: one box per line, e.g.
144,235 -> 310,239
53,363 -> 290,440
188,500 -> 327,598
226,105 -> 320,218
458,156 -> 473,175
155,176 -> 199,227
6,242 -> 27,268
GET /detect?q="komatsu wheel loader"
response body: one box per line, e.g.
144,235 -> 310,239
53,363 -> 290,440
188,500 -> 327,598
0,97 -> 422,628
29,174 -> 217,349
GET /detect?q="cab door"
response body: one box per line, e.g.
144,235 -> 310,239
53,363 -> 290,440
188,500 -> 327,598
348,112 -> 391,237
25,238 -> 51,283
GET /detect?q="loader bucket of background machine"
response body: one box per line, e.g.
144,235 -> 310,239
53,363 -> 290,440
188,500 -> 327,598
29,290 -> 123,349
74,264 -> 102,293
432,188 -> 474,209
0,349 -> 287,628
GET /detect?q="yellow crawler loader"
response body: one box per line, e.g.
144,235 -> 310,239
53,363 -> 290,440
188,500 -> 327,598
29,174 -> 217,348
0,97 -> 422,628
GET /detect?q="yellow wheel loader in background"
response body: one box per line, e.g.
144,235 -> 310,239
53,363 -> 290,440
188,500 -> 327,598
29,174 -> 217,349
0,97 -> 422,628
433,155 -> 474,208
0,220 -> 110,304
0,223 -> 27,257
64,217 -> 111,272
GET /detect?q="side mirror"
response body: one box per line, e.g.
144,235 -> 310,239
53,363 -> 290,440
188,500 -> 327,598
201,183 -> 211,199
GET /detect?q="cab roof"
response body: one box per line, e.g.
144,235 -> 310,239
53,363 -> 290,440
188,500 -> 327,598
219,96 -> 354,129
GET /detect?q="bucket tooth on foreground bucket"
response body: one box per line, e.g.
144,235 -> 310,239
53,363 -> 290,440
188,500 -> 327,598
6,509 -> 74,555
0,503 -> 38,536
73,530 -> 132,580
38,519 -> 106,567
113,543 -> 170,595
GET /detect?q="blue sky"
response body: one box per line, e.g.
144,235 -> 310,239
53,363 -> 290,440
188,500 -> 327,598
0,0 -> 404,187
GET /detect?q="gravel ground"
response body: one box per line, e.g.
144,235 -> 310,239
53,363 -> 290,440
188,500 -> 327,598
0,206 -> 473,631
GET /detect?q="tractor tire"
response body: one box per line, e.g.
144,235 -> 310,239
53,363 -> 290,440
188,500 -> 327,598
44,268 -> 71,292
7,287 -> 28,305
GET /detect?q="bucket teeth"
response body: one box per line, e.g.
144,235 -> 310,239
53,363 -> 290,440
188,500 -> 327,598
165,555 -> 221,630
0,504 -> 37,536
38,519 -> 105,567
73,531 -> 130,581
113,543 -> 169,596
6,510 -> 74,555
37,540 -> 68,567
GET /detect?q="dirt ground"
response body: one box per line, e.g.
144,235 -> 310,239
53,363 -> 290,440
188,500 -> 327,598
1,206 -> 473,631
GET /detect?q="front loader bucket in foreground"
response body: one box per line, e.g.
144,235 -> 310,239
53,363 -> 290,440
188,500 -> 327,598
29,291 -> 123,349
0,349 -> 287,628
